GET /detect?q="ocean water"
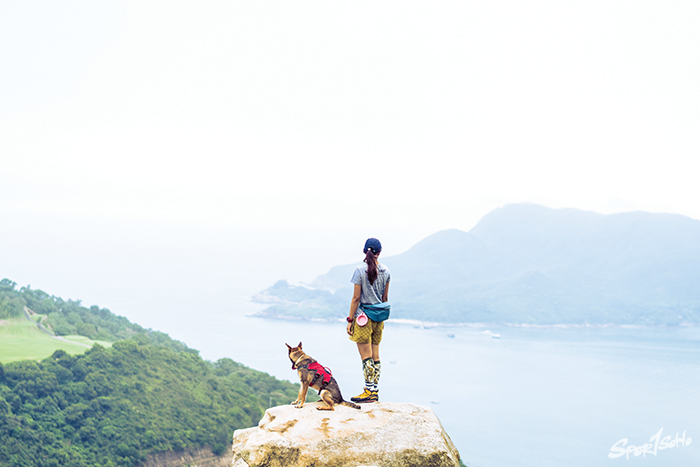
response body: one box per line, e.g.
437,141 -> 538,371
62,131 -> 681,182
179,301 -> 700,467
4,216 -> 696,464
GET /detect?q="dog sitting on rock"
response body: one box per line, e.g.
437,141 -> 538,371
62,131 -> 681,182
286,342 -> 361,411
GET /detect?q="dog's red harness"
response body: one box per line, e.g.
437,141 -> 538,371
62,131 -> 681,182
308,362 -> 332,384
292,356 -> 333,390
308,362 -> 332,389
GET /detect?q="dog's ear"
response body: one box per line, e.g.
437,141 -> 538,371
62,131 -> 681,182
285,343 -> 291,350
298,342 -> 302,349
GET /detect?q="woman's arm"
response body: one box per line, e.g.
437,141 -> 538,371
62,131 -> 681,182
346,284 -> 362,335
382,281 -> 389,302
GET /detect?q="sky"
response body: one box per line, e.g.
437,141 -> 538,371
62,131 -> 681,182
1,1 -> 699,337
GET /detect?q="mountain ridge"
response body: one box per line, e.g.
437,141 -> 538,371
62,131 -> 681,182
253,204 -> 700,325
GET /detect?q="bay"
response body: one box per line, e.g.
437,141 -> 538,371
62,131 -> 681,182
177,299 -> 700,467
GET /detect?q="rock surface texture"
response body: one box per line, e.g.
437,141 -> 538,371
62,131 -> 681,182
141,447 -> 230,467
231,402 -> 460,467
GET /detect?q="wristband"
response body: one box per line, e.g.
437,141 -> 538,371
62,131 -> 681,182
346,316 -> 353,323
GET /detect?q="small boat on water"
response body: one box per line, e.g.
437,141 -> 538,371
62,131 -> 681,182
481,330 -> 501,339
447,333 -> 455,338
430,400 -> 440,404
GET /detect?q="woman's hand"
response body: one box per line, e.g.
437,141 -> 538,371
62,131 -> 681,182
347,284 -> 361,336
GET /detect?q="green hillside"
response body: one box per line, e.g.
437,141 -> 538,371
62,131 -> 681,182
0,318 -> 111,363
0,342 -> 299,467
0,278 -> 302,467
1,279 -> 194,355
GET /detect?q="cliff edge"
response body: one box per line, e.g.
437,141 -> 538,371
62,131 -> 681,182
231,402 -> 460,467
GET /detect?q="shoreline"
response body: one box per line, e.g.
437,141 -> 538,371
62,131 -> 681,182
246,312 -> 699,329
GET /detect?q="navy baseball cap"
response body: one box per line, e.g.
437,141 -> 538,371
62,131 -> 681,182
363,238 -> 382,254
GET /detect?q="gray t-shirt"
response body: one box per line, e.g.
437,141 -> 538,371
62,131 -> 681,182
351,262 -> 390,306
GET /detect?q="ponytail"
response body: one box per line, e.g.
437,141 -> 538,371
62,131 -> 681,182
364,249 -> 378,285
362,238 -> 382,285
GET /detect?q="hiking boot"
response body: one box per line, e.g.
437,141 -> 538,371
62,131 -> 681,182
351,388 -> 378,403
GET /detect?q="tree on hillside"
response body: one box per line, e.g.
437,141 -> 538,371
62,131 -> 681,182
0,341 -> 300,467
0,280 -> 25,319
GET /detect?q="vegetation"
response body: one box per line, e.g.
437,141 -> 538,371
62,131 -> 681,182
1,278 -> 303,466
0,318 -> 110,364
0,279 -> 194,354
0,341 -> 299,467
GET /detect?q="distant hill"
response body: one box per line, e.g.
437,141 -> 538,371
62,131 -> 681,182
253,204 -> 700,325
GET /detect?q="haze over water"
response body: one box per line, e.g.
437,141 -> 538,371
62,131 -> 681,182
2,212 -> 699,466
3,3 -> 700,466
182,300 -> 700,467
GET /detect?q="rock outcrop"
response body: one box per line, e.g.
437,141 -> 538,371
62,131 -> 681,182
231,402 -> 460,467
141,447 -> 230,467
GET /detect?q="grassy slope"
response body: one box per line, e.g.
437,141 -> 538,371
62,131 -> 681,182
60,334 -> 113,348
0,317 -> 111,363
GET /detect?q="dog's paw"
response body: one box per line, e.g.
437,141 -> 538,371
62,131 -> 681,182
294,404 -> 304,409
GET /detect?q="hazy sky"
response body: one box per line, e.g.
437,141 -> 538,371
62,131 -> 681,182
1,1 -> 699,333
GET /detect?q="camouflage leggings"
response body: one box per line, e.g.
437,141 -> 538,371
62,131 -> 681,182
362,358 -> 381,384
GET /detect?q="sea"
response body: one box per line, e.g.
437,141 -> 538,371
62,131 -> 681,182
4,215 -> 697,465
176,299 -> 700,467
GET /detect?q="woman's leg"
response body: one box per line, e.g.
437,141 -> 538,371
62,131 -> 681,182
357,343 -> 376,389
370,344 -> 381,393
353,343 -> 379,402
356,343 -> 373,361
350,321 -> 382,402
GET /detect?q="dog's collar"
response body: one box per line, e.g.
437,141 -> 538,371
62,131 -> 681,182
292,355 -> 306,370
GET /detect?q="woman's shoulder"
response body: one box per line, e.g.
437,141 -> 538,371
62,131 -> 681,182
351,264 -> 368,284
354,263 -> 368,273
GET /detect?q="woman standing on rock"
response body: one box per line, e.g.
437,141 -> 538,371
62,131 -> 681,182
346,238 -> 390,403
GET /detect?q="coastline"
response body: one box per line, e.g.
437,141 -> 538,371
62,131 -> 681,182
247,311 -> 699,329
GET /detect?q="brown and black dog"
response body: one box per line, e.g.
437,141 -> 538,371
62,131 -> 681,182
286,342 -> 361,411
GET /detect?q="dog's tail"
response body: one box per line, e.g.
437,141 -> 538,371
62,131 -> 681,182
341,400 -> 361,410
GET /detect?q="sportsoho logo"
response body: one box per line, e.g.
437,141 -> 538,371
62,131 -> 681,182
608,428 -> 692,460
